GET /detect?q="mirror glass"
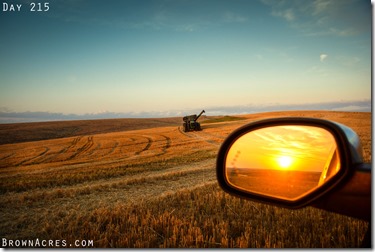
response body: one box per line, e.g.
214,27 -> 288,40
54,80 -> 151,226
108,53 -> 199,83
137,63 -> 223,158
225,125 -> 340,200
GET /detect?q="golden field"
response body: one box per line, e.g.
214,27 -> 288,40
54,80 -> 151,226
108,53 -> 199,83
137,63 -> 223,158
0,111 -> 371,248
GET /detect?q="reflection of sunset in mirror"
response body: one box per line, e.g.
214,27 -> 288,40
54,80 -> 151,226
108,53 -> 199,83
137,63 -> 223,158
227,126 -> 337,172
225,125 -> 340,200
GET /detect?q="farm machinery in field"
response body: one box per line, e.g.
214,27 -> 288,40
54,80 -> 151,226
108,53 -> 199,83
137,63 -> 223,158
182,110 -> 205,132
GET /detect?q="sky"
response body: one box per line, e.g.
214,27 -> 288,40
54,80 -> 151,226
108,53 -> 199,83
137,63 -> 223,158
226,125 -> 337,172
0,0 -> 372,121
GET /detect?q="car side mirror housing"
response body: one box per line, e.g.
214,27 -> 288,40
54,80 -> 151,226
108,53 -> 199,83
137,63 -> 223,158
216,117 -> 365,209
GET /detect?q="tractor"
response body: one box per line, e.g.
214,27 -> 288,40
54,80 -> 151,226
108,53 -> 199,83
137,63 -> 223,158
182,110 -> 205,132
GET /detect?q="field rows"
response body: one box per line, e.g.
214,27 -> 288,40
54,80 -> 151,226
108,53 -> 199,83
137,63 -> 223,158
1,129 -> 180,168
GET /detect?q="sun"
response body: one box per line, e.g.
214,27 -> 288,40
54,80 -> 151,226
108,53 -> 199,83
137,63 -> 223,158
277,155 -> 293,169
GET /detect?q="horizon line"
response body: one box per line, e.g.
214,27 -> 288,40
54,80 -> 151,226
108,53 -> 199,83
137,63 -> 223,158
0,100 -> 371,124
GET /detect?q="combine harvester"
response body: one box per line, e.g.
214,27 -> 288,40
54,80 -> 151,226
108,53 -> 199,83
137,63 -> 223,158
182,110 -> 205,132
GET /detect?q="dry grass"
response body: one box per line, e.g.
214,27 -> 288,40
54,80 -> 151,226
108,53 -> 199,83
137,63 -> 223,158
0,111 -> 370,248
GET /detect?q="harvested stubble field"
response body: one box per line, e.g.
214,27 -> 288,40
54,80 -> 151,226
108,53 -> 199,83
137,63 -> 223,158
0,111 -> 370,248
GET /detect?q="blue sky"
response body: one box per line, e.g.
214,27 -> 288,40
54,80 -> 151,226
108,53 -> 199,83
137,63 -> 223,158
0,0 -> 371,119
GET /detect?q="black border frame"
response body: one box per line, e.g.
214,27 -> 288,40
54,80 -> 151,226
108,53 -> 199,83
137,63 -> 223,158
216,117 -> 356,209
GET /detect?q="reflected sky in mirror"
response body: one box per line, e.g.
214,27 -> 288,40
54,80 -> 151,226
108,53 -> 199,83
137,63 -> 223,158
225,126 -> 339,199
226,126 -> 337,172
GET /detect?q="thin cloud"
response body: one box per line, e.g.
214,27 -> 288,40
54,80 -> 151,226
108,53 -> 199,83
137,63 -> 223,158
261,0 -> 371,37
223,12 -> 248,23
312,0 -> 334,16
320,54 -> 328,62
271,8 -> 295,21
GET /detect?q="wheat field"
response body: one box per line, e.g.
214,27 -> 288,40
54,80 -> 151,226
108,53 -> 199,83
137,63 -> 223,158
0,111 -> 371,248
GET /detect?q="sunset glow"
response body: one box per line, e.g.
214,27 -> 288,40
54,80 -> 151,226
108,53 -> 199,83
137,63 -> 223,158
276,155 -> 293,169
226,125 -> 338,173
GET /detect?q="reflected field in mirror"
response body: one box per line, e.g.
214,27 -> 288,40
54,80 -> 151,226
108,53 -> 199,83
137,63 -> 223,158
225,125 -> 340,200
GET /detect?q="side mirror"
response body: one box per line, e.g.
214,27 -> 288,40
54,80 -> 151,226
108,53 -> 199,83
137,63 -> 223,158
216,117 -> 365,209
